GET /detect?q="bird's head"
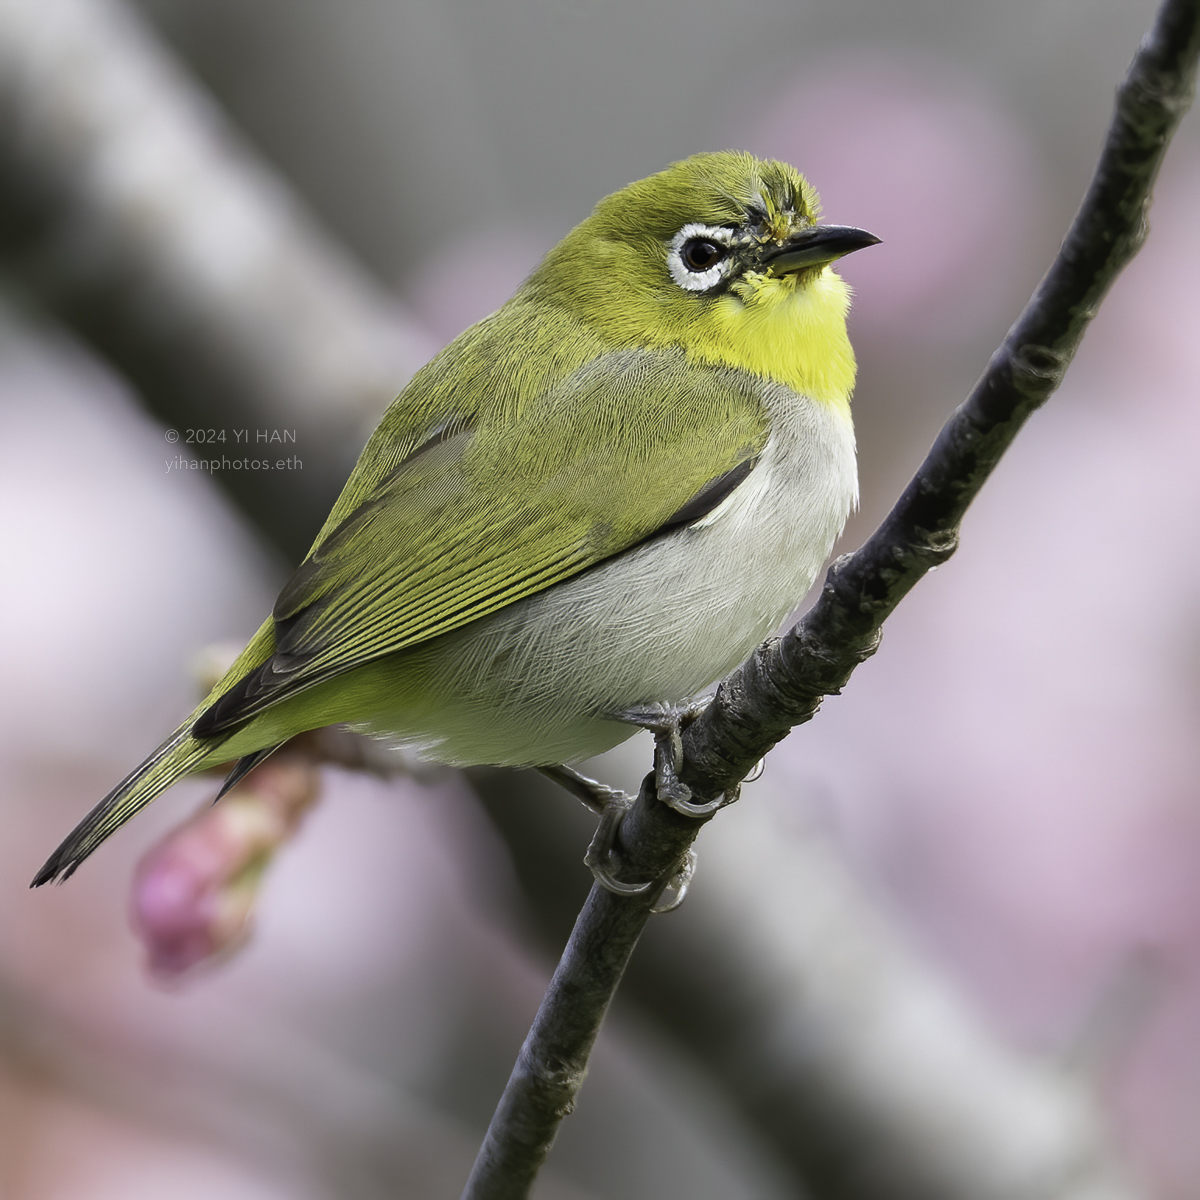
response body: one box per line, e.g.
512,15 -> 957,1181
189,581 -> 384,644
527,151 -> 879,411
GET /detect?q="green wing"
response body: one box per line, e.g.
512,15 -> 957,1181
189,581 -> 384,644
197,338 -> 769,734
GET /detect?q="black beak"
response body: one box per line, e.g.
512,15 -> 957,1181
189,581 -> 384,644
763,225 -> 881,275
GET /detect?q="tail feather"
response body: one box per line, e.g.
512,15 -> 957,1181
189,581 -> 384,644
214,746 -> 281,801
34,622 -> 288,886
31,727 -> 224,886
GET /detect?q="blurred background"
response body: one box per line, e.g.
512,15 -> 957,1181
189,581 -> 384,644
1,0 -> 1198,1196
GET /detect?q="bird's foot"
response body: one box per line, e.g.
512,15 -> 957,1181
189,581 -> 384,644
580,788 -> 654,897
538,765 -> 655,896
541,763 -> 697,906
579,790 -> 698,910
618,700 -> 737,817
540,697 -> 743,911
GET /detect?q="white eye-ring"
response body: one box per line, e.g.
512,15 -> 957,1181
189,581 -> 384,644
667,223 -> 736,292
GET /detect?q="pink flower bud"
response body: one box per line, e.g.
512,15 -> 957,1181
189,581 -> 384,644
131,749 -> 320,978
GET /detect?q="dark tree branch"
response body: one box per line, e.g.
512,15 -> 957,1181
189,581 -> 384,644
463,1 -> 1200,1195
461,774 -> 696,1199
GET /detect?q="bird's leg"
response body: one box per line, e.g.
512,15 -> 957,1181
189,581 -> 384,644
537,763 -> 625,817
578,788 -> 699,908
538,765 -> 653,897
618,700 -> 739,817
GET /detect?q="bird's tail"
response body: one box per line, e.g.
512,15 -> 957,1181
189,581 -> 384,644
31,724 -> 229,886
33,622 -> 283,886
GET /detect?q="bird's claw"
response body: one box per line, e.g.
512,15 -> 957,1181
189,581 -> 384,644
548,696 -> 742,911
665,782 -> 741,817
582,794 -> 697,911
618,699 -> 737,818
650,849 -> 697,913
583,792 -> 653,896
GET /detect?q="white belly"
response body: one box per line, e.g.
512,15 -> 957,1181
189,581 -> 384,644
362,381 -> 857,766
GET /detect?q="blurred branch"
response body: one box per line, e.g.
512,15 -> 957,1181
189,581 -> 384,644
466,0 -> 1199,1195
626,809 -> 1134,1200
0,963 -> 507,1200
0,0 -> 428,558
0,0 -> 1183,1197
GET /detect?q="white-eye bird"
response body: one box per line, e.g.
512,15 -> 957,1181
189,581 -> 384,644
35,151 -> 878,886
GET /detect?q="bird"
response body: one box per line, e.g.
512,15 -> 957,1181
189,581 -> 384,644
33,150 -> 878,887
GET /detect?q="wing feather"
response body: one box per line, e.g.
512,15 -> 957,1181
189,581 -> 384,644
195,340 -> 770,735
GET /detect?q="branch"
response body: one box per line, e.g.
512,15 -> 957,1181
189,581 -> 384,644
463,0 -> 1200,1195
0,0 -> 428,557
0,962 -> 487,1198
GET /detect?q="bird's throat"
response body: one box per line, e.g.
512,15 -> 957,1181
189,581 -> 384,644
697,269 -> 857,419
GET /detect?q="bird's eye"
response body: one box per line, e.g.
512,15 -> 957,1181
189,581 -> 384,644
680,238 -> 727,273
667,224 -> 735,292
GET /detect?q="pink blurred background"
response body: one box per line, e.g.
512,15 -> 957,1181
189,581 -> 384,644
3,0 -> 1200,1196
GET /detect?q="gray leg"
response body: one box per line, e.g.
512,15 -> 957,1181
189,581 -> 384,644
538,697 -> 743,909
537,764 -> 626,816
581,792 -> 654,897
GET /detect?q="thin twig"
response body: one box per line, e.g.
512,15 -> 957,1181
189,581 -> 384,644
472,768 -> 1141,1200
463,1 -> 1200,1195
